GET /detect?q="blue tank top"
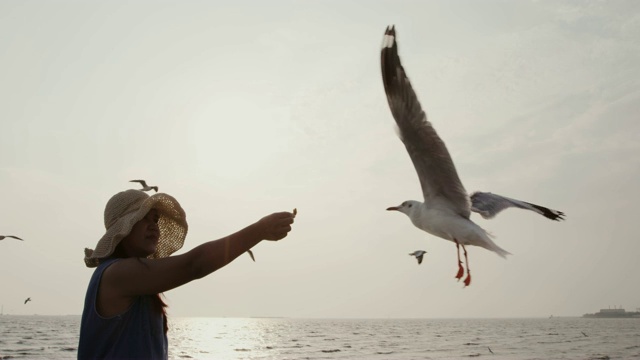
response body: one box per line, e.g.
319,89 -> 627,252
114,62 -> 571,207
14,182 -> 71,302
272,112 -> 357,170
78,258 -> 168,359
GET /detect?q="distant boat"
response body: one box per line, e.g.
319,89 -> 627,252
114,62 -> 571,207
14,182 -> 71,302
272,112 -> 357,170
583,307 -> 640,318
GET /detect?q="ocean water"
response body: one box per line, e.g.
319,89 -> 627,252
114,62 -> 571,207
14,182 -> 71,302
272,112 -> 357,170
0,316 -> 638,359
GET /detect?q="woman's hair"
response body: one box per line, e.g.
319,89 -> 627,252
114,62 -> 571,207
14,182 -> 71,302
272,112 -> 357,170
150,292 -> 169,334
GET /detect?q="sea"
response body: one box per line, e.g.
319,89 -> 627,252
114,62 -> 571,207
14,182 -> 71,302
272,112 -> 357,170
0,316 -> 638,359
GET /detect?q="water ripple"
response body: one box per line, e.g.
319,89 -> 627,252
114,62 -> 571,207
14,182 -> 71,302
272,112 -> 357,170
2,316 -> 640,359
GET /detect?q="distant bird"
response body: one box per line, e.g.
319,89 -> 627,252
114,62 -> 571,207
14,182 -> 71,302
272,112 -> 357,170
409,250 -> 427,264
24,297 -> 31,304
0,235 -> 23,241
471,192 -> 565,221
247,249 -> 255,262
381,26 -> 564,287
581,331 -> 588,337
129,180 -> 158,192
488,346 -> 494,354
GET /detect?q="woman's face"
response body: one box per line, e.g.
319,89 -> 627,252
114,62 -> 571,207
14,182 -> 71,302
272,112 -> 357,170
120,209 -> 160,258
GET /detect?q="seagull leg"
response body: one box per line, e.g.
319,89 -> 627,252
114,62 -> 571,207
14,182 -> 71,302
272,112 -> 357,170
454,239 -> 464,280
462,243 -> 471,287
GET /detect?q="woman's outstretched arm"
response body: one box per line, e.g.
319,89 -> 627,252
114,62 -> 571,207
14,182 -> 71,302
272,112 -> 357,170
102,211 -> 295,299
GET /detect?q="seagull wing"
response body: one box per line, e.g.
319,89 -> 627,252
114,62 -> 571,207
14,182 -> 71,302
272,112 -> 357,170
381,26 -> 470,217
129,180 -> 148,187
8,235 -> 23,240
470,191 -> 565,221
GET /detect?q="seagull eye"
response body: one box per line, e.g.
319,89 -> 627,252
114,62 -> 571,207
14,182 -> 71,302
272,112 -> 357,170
408,204 -> 412,208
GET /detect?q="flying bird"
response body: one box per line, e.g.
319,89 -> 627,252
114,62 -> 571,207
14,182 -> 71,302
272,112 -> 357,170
488,346 -> 494,354
381,26 -> 563,287
0,235 -> 23,241
409,250 -> 427,264
129,180 -> 158,192
24,297 -> 31,304
247,249 -> 256,262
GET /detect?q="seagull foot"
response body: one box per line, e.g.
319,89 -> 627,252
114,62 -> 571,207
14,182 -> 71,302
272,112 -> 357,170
463,273 -> 471,287
455,262 -> 464,280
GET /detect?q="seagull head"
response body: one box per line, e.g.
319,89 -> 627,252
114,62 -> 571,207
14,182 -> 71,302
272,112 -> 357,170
387,200 -> 422,218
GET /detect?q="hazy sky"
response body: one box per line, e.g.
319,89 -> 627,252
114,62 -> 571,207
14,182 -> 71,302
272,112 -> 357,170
1,1 -> 639,318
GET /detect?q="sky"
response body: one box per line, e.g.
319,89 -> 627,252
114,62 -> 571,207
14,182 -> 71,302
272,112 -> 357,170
1,0 -> 639,319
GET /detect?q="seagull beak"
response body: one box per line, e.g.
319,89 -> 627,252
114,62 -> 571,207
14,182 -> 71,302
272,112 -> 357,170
386,206 -> 400,211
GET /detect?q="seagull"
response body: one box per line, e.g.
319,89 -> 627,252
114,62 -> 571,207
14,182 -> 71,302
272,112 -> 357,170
381,26 -> 563,287
409,250 -> 427,264
129,180 -> 158,192
0,235 -> 23,241
24,297 -> 31,304
488,346 -> 494,354
247,249 -> 256,262
581,331 -> 588,337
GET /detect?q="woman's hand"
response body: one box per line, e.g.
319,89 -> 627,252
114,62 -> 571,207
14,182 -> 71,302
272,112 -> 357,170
257,210 -> 296,241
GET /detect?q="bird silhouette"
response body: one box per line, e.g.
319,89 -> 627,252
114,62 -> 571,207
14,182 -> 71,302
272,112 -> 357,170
0,235 -> 23,241
24,297 -> 31,304
129,180 -> 158,192
409,250 -> 427,265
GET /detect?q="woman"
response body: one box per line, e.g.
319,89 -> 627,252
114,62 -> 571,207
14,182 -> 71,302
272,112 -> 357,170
78,189 -> 295,359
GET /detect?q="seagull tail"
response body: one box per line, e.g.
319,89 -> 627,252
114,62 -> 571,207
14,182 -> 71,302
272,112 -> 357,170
477,227 -> 511,259
491,243 -> 512,259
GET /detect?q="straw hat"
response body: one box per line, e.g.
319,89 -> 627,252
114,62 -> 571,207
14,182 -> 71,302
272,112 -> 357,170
84,189 -> 188,267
